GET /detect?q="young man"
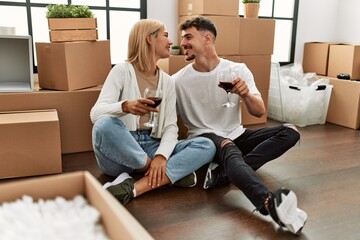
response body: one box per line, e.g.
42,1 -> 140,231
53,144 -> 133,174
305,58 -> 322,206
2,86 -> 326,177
173,16 -> 307,235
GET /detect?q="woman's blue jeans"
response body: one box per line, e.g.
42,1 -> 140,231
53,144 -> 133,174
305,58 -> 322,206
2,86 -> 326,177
92,116 -> 215,183
201,124 -> 300,210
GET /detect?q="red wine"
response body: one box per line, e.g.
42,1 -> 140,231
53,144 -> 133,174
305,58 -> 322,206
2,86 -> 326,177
219,81 -> 234,92
147,97 -> 162,108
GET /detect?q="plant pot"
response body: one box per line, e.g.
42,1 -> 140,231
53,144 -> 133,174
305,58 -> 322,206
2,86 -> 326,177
170,48 -> 180,55
243,3 -> 260,19
48,18 -> 98,42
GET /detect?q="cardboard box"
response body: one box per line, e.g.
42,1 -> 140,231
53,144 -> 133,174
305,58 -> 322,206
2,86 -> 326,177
241,89 -> 269,125
327,44 -> 360,79
238,18 -> 275,55
178,17 -> 274,56
302,42 -> 332,76
0,35 -> 34,92
157,55 -> 192,75
178,0 -> 239,16
326,78 -> 360,129
0,109 -> 62,179
179,15 -> 240,55
221,55 -> 271,90
0,85 -> 101,154
36,40 -> 111,91
0,171 -> 154,239
48,18 -> 98,42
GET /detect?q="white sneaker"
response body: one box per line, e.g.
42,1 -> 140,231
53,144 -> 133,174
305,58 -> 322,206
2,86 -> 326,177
103,172 -> 131,189
267,188 -> 307,235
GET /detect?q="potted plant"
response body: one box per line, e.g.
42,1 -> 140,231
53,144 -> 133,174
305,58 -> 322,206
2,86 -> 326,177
46,4 -> 97,42
242,0 -> 261,19
170,45 -> 181,55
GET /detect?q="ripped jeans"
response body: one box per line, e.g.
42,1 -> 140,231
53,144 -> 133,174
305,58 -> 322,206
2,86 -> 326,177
201,124 -> 300,211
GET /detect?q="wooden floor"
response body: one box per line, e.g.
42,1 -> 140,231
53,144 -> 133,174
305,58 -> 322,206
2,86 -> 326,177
62,120 -> 360,240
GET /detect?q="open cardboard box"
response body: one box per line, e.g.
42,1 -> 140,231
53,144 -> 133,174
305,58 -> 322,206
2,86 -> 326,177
0,171 -> 154,240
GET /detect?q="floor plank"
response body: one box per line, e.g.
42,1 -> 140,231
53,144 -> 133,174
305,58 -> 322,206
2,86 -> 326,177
61,120 -> 360,240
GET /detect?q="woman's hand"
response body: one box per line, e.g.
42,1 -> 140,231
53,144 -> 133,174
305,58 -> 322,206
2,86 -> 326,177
145,154 -> 166,188
122,98 -> 159,116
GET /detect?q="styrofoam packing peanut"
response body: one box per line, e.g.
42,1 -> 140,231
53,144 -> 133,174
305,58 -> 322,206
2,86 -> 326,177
0,195 -> 109,240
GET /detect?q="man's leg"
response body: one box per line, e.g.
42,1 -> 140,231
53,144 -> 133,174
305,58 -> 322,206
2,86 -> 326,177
201,132 -> 307,235
201,133 -> 270,209
234,124 -> 300,171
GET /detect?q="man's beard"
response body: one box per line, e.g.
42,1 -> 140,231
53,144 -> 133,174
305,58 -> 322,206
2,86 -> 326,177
185,54 -> 195,61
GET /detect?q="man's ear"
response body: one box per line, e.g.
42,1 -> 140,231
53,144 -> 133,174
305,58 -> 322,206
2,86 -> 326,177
204,32 -> 213,45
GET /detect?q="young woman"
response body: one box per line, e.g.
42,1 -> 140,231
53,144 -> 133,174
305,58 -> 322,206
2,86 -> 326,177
90,19 -> 215,204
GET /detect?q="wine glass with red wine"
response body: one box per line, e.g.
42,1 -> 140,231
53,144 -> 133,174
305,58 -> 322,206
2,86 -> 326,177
217,68 -> 236,108
144,88 -> 163,127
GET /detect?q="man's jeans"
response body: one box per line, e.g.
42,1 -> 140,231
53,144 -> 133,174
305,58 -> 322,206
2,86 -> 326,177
201,125 -> 300,210
92,116 -> 215,183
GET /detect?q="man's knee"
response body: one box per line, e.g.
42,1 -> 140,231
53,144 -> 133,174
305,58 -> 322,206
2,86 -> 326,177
283,123 -> 300,142
283,123 -> 299,133
220,138 -> 233,148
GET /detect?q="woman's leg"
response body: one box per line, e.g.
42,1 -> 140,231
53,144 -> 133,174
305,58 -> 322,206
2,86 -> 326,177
92,116 -> 148,176
165,137 -> 215,184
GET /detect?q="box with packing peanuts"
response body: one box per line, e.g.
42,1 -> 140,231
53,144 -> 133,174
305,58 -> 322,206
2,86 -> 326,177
36,40 -> 111,91
0,109 -> 62,179
0,171 -> 154,239
326,78 -> 360,129
302,42 -> 334,76
327,44 -> 360,79
222,55 -> 271,90
178,0 -> 239,16
0,84 -> 101,154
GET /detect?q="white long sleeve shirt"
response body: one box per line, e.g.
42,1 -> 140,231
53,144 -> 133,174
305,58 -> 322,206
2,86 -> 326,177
90,62 -> 178,160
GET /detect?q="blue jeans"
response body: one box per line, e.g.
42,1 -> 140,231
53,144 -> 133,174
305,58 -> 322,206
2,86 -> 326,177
92,117 -> 215,183
201,124 -> 300,211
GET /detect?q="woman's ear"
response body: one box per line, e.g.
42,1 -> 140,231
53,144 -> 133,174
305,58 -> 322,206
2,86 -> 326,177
146,35 -> 153,45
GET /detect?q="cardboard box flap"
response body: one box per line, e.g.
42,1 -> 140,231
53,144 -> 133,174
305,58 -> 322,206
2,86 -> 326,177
0,109 -> 58,124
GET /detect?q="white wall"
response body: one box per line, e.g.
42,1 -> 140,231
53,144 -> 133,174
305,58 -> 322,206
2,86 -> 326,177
335,0 -> 360,44
148,0 -> 360,64
294,0 -> 339,63
147,0 -> 179,45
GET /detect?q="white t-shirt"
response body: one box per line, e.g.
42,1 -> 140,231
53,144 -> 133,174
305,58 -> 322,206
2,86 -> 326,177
174,58 -> 260,140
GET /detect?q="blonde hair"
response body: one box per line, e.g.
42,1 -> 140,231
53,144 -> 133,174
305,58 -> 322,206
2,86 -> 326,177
127,19 -> 164,72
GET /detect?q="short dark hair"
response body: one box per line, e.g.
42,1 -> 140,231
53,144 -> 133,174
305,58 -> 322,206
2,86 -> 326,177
179,16 -> 217,39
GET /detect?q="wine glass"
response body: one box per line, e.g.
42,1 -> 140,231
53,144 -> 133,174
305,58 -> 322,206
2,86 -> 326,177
144,88 -> 163,127
217,68 -> 236,108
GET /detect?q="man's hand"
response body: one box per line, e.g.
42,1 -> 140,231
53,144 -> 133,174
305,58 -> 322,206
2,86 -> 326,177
145,155 -> 166,188
232,77 -> 249,98
122,98 -> 159,115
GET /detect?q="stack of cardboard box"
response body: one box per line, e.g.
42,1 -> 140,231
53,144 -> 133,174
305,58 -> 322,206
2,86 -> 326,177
0,34 -> 111,179
159,0 -> 275,128
303,42 -> 360,129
